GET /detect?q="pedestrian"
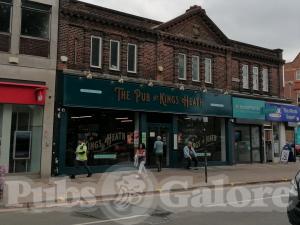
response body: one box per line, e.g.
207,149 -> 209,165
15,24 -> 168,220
183,141 -> 198,170
137,143 -> 147,176
153,136 -> 164,172
70,138 -> 92,179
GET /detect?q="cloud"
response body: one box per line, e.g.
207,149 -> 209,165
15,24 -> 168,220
81,0 -> 300,62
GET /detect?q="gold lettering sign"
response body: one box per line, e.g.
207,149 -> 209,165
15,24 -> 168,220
114,87 -> 202,109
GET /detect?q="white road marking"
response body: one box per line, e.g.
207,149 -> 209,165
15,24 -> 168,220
71,215 -> 148,225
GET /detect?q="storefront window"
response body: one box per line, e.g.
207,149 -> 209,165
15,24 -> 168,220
177,116 -> 226,162
66,108 -> 135,167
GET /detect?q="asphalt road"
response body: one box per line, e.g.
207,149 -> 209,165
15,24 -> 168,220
0,182 -> 292,225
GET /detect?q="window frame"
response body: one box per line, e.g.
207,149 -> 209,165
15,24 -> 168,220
109,40 -> 121,71
192,55 -> 200,82
90,36 -> 102,69
296,70 -> 300,81
127,43 -> 137,73
20,2 -> 51,40
0,1 -> 12,34
242,64 -> 249,89
205,58 -> 212,84
252,66 -> 259,91
178,53 -> 187,80
262,68 -> 269,92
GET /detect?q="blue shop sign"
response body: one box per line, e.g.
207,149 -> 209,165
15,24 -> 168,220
233,97 -> 265,120
265,103 -> 300,122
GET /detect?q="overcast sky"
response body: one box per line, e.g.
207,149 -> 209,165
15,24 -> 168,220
82,0 -> 300,62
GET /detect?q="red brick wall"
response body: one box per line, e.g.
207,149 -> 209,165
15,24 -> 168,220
284,54 -> 300,104
19,37 -> 49,58
0,34 -> 10,52
58,0 -> 283,99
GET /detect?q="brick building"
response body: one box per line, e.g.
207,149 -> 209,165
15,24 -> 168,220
54,0 -> 292,175
284,53 -> 300,105
0,0 -> 59,177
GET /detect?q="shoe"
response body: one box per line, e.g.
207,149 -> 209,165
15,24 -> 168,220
87,173 -> 92,177
70,175 -> 75,179
186,167 -> 191,170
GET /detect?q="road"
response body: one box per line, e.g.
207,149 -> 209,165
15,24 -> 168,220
0,182 -> 292,225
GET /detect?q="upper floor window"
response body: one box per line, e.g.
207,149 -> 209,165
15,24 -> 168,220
109,40 -> 120,71
205,58 -> 212,83
178,53 -> 186,80
90,36 -> 102,68
262,68 -> 269,92
127,43 -> 137,73
252,66 -> 259,90
192,55 -> 200,82
296,70 -> 300,80
21,1 -> 51,39
242,64 -> 249,89
0,0 -> 12,33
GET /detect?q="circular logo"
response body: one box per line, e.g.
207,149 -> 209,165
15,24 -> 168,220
99,165 -> 158,224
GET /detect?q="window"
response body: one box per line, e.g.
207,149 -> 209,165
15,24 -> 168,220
262,68 -> 269,92
192,56 -> 200,82
178,116 -> 226,162
127,43 -> 137,73
242,64 -> 249,89
90,36 -> 102,68
252,66 -> 259,90
21,1 -> 51,39
109,40 -> 120,71
205,58 -> 212,83
296,70 -> 300,80
0,0 -> 12,33
178,53 -> 186,80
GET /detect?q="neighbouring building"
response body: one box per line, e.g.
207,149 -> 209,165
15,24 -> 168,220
283,53 -> 300,150
284,53 -> 300,105
54,0 -> 290,175
0,0 -> 59,177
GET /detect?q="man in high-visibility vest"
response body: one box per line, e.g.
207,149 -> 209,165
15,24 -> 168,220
70,139 -> 92,179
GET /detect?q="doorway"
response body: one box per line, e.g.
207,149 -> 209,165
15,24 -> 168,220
147,123 -> 171,168
235,124 -> 263,163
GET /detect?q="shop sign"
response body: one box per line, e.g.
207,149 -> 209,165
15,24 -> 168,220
265,103 -> 300,122
232,97 -> 265,120
63,75 -> 232,116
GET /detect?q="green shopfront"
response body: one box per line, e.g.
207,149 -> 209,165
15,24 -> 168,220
232,97 -> 266,163
54,74 -> 233,175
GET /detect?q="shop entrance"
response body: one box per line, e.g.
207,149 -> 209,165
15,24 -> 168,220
234,124 -> 263,163
147,123 -> 171,168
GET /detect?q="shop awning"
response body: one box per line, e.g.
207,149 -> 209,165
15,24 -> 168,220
0,81 -> 47,105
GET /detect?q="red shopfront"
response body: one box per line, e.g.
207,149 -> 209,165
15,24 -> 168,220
0,82 -> 47,173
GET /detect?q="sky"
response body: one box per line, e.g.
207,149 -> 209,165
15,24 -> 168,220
82,0 -> 300,62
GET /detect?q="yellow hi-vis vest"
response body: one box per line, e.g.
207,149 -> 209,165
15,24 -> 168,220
76,143 -> 88,161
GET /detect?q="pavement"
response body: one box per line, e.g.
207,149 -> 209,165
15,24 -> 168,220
0,163 -> 299,209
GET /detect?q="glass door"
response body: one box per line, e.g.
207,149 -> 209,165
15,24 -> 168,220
251,126 -> 262,162
147,123 -> 171,168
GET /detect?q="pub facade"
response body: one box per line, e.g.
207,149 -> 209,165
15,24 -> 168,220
54,0 -> 288,175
